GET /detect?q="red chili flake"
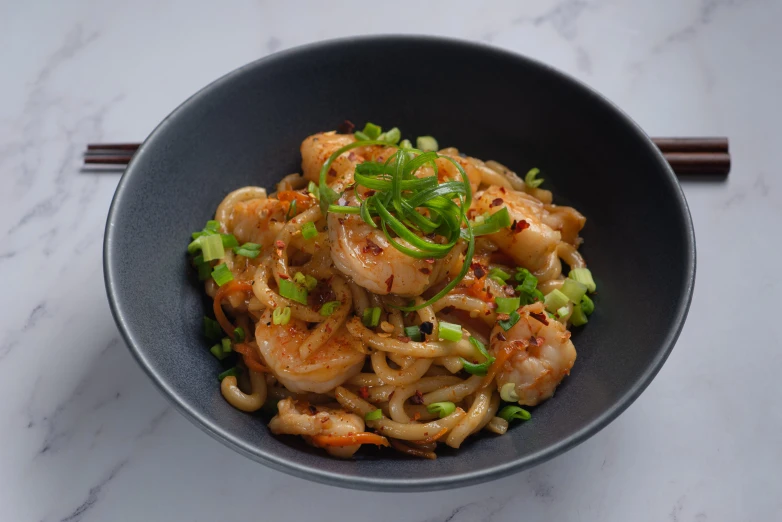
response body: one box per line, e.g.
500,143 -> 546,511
425,232 -> 436,240
530,312 -> 549,325
278,273 -> 289,280
328,168 -> 337,178
496,331 -> 507,341
358,386 -> 370,399
512,219 -> 530,233
362,239 -> 383,255
398,336 -> 411,343
472,263 -> 486,279
275,240 -> 286,249
365,189 -> 376,197
325,324 -> 332,333
320,417 -> 329,423
528,336 -> 540,347
385,274 -> 394,293
440,306 -> 455,314
410,391 -> 424,405
308,405 -> 318,415
490,198 -> 504,208
424,258 -> 435,264
348,151 -> 357,161
412,412 -> 421,422
337,120 -> 355,134
419,267 -> 431,275
499,186 -> 506,194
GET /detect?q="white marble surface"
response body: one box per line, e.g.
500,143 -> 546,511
1,0 -> 780,520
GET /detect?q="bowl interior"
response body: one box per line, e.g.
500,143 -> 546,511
105,36 -> 694,491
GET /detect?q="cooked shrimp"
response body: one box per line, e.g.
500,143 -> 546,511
300,131 -> 364,185
490,301 -> 576,406
226,197 -> 287,247
255,308 -> 365,394
471,186 -> 563,281
269,398 -> 365,458
542,205 -> 586,246
328,191 -> 459,296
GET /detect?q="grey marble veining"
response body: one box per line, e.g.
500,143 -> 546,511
1,0 -> 781,520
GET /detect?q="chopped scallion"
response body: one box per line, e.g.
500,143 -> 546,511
500,382 -> 519,402
210,344 -> 227,360
580,294 -> 595,315
364,409 -> 383,421
498,311 -> 521,331
203,316 -> 222,341
211,263 -> 233,286
218,367 -> 239,381
293,272 -> 318,291
556,305 -> 570,318
404,325 -> 422,342
319,301 -> 341,317
488,267 -> 511,284
194,255 -> 212,281
544,289 -> 569,313
301,221 -> 318,240
399,139 -> 413,149
279,278 -> 308,304
416,136 -> 439,152
459,336 -> 495,375
469,207 -> 512,237
272,306 -> 291,325
362,122 -> 382,140
426,401 -> 456,418
307,180 -> 320,200
498,405 -> 531,422
560,278 -> 587,303
524,168 -> 544,188
570,304 -> 589,326
199,234 -> 225,261
233,242 -> 261,258
438,321 -> 463,342
221,337 -> 232,353
377,127 -> 401,145
362,307 -> 381,328
220,233 -> 239,249
568,268 -> 596,293
233,327 -> 245,343
495,297 -> 520,315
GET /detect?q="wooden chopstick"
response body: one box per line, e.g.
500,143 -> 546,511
83,137 -> 731,178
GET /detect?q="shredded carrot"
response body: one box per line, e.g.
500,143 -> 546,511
213,280 -> 254,338
311,433 -> 390,447
466,280 -> 492,302
233,343 -> 269,373
481,342 -> 521,389
277,190 -> 313,211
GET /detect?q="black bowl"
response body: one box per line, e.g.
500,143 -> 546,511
104,36 -> 694,491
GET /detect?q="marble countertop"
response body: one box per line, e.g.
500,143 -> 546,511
2,1 -> 780,520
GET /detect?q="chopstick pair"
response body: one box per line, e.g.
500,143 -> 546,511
84,138 -> 731,178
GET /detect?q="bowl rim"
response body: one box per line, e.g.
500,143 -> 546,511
104,34 -> 696,491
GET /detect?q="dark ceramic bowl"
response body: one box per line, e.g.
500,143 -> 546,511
104,36 -> 695,491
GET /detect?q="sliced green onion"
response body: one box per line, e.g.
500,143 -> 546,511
377,127 -> 401,145
272,306 -> 291,325
438,321 -> 463,342
514,267 -> 530,282
364,409 -> 383,421
519,288 -> 545,305
498,405 -> 531,422
203,316 -> 222,341
218,367 -> 239,381
498,311 -> 521,331
516,271 -> 539,296
495,297 -> 520,315
220,233 -> 239,249
307,180 -> 320,200
569,268 -> 596,293
194,255 -> 213,281
544,289 -> 569,313
560,278 -> 587,303
556,305 -> 570,318
362,122 -> 382,140
301,222 -> 318,240
279,278 -> 307,304
211,263 -> 233,286
292,272 -> 317,292
199,234 -> 225,261
580,294 -> 595,315
427,401 -> 456,418
570,304 -> 589,326
233,242 -> 261,259
399,139 -> 413,149
469,207 -> 512,237
354,131 -> 370,141
500,382 -> 519,402
362,307 -> 381,328
285,199 -> 298,221
204,220 -> 220,233
319,301 -> 341,317
404,325 -> 422,342
488,267 -> 511,284
221,337 -> 232,354
210,344 -> 227,361
460,336 -> 495,375
525,168 -> 544,188
416,136 -> 439,152
233,327 -> 245,343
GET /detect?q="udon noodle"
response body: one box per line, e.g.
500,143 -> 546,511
188,124 -> 596,458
